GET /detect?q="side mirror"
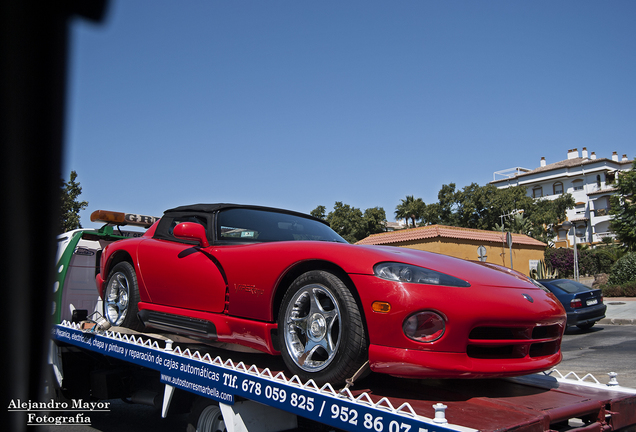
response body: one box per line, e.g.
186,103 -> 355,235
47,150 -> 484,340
173,222 -> 209,248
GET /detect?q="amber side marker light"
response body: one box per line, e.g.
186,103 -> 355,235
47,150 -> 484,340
372,301 -> 391,313
90,210 -> 159,228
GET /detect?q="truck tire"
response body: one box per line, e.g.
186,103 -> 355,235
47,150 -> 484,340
187,398 -> 226,432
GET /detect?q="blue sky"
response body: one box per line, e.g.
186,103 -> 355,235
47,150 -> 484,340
65,1 -> 636,229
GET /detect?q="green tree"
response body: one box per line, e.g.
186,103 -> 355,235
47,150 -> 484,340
310,205 -> 326,220
326,202 -> 365,243
494,212 -> 532,235
489,185 -> 534,229
60,170 -> 88,232
591,248 -> 616,274
524,193 -> 575,244
319,202 -> 386,243
395,195 -> 425,228
421,202 -> 440,226
610,157 -> 636,251
608,252 -> 636,285
436,183 -> 459,226
414,182 -> 573,243
456,183 -> 501,230
394,195 -> 411,226
363,206 -> 388,235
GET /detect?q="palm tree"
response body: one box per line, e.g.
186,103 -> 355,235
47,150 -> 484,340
395,195 -> 414,227
395,195 -> 425,228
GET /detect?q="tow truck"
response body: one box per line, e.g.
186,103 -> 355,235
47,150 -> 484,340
48,210 -> 636,432
53,210 -> 158,324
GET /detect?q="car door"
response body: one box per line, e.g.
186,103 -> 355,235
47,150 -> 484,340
136,215 -> 226,313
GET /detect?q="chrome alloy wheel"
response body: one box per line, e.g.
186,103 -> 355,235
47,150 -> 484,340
283,284 -> 342,372
104,271 -> 130,326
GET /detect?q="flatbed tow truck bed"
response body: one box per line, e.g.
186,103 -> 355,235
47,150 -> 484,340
51,322 -> 636,432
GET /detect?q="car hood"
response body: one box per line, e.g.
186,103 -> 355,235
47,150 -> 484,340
211,241 -> 541,290
344,244 -> 539,289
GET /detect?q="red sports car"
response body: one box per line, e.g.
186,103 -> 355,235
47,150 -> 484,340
96,204 -> 566,384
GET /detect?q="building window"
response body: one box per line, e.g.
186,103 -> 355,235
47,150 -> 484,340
558,229 -> 567,240
553,182 -> 563,195
594,196 -> 610,216
606,171 -> 616,184
532,186 -> 543,198
575,224 -> 586,240
596,175 -> 601,188
575,203 -> 586,215
573,179 -> 584,191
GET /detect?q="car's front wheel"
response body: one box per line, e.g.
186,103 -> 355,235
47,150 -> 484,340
103,261 -> 143,331
278,270 -> 368,385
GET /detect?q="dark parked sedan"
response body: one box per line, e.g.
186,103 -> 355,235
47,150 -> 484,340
538,279 -> 606,330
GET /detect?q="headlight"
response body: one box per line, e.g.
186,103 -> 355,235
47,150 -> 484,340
374,262 -> 470,287
403,311 -> 445,342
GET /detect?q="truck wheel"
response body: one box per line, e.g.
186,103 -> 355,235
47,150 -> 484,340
278,270 -> 368,385
103,262 -> 143,330
187,398 -> 226,432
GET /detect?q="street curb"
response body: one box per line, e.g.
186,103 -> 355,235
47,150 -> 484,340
599,318 -> 636,325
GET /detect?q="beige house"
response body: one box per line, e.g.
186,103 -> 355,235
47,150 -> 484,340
491,148 -> 632,247
357,225 -> 546,277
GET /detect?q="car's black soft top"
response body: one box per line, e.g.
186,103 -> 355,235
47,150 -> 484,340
164,203 -> 328,225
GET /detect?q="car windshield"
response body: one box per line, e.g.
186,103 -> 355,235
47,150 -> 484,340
549,280 -> 593,294
217,208 -> 347,244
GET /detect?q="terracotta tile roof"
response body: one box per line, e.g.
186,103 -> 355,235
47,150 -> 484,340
356,224 -> 546,247
587,187 -> 618,196
569,216 -> 589,222
491,157 -> 631,184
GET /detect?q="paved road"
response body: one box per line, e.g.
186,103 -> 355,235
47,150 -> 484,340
557,323 -> 636,389
555,296 -> 636,389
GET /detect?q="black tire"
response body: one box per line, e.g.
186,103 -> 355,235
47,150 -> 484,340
277,270 -> 368,385
186,398 -> 226,432
576,322 -> 595,331
103,261 -> 143,331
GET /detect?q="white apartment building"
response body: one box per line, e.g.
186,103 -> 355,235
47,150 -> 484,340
491,148 -> 632,247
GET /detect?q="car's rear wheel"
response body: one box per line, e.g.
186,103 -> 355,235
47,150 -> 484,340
576,322 -> 595,331
103,261 -> 143,330
278,270 -> 368,385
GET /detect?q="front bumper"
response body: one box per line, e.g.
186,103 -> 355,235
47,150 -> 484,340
349,273 -> 566,378
368,344 -> 563,379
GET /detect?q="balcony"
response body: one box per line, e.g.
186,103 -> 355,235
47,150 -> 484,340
596,232 -> 616,239
593,232 -> 616,243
